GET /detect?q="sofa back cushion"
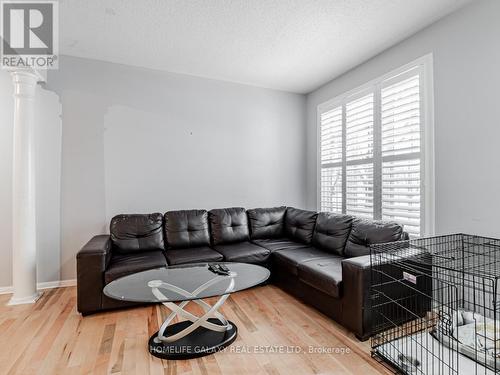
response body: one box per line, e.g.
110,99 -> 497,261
284,207 -> 318,244
247,206 -> 286,240
110,213 -> 164,254
164,210 -> 210,249
312,213 -> 353,256
344,219 -> 404,258
209,207 -> 249,245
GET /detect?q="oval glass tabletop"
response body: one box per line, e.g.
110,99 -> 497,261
103,262 -> 270,303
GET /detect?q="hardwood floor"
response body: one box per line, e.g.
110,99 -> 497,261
0,285 -> 390,375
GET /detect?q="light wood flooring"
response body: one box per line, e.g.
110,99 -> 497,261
0,285 -> 390,374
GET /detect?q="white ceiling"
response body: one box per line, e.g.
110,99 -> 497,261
60,0 -> 472,93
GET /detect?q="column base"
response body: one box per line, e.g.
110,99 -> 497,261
8,291 -> 42,305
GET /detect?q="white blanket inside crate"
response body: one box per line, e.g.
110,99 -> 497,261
375,331 -> 495,375
437,310 -> 500,362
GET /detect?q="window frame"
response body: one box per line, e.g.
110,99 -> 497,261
316,54 -> 435,236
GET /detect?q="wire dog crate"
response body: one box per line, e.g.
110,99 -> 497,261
370,234 -> 500,375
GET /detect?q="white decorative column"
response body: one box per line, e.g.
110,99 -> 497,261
8,70 -> 43,305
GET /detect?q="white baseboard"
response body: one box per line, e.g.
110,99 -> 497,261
0,286 -> 13,294
0,279 -> 76,295
38,279 -> 77,289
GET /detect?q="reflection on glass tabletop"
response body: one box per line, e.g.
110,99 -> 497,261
103,262 -> 270,303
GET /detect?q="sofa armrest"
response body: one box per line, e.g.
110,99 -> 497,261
77,234 -> 112,258
76,235 -> 112,314
341,255 -> 372,340
341,239 -> 428,340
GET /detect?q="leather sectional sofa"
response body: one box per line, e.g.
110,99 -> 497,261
77,206 -> 407,340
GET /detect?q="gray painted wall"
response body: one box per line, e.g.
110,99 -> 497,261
306,0 -> 500,237
46,56 -> 307,280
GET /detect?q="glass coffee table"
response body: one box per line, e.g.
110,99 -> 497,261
103,262 -> 270,359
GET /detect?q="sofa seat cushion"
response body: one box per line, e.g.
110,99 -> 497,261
284,207 -> 318,244
166,246 -> 223,265
110,213 -> 165,254
344,219 -> 404,258
272,247 -> 334,276
252,238 -> 311,253
104,251 -> 167,284
164,210 -> 210,249
298,257 -> 343,298
209,207 -> 250,245
247,206 -> 286,240
212,242 -> 270,264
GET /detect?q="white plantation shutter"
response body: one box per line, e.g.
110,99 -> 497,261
345,93 -> 374,218
346,163 -> 373,219
382,160 -> 420,235
381,73 -> 422,236
346,94 -> 373,161
319,60 -> 432,237
320,107 -> 343,212
321,166 -> 342,212
320,107 -> 343,164
381,74 -> 420,157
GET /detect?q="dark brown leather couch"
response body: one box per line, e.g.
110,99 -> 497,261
77,206 -> 408,340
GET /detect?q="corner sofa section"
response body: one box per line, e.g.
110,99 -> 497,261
77,206 -> 407,340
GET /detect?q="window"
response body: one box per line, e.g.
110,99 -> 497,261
318,55 -> 434,237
